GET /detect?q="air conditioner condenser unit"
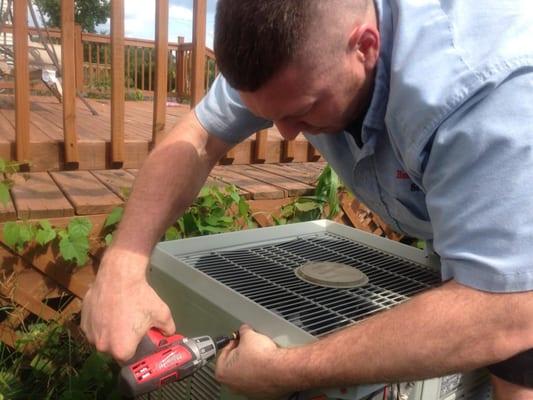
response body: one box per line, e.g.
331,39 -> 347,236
146,220 -> 491,400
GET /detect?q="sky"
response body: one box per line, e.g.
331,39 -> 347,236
99,0 -> 217,48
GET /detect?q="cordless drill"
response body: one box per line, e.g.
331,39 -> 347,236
118,328 -> 238,398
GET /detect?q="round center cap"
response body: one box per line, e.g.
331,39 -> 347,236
294,261 -> 369,288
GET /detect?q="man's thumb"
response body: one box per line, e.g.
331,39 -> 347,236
154,307 -> 176,336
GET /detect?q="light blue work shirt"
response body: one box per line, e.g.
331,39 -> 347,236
195,0 -> 533,293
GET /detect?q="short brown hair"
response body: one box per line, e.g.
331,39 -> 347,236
214,1 -> 319,91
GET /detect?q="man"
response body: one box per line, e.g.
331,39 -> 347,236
81,0 -> 533,398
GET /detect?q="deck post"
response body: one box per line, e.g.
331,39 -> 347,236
176,36 -> 185,101
75,24 -> 84,90
191,0 -> 207,107
61,0 -> 79,165
254,130 -> 268,163
111,0 -> 125,164
307,143 -> 321,161
152,0 -> 169,146
283,140 -> 295,162
13,0 -> 30,163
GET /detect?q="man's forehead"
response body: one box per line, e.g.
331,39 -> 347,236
238,65 -> 320,120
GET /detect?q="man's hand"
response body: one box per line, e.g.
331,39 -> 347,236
215,325 -> 291,400
81,249 -> 176,363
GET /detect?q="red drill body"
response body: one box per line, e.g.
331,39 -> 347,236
119,329 -> 237,398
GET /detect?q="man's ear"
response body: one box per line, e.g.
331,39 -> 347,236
348,24 -> 380,69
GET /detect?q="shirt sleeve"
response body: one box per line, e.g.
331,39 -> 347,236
194,75 -> 273,144
423,69 -> 533,293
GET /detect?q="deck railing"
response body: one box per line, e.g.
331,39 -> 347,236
3,0 -> 216,167
3,25 -> 217,101
4,0 -> 320,169
17,25 -> 218,100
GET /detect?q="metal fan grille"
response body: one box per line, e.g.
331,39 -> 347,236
179,233 -> 440,337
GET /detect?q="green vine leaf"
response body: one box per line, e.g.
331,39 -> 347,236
0,182 -> 10,207
294,201 -> 321,213
3,222 -> 34,252
59,233 -> 89,266
56,218 -> 92,266
104,233 -> 113,246
164,226 -> 180,241
68,218 -> 92,237
104,207 -> 123,228
3,222 -> 20,250
0,158 -> 5,173
35,220 -> 57,246
238,198 -> 249,217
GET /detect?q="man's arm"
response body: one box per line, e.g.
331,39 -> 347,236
81,111 -> 232,362
216,280 -> 533,398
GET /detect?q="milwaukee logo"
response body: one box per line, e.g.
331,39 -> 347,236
158,351 -> 184,370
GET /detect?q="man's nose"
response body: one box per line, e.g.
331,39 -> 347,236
275,120 -> 301,140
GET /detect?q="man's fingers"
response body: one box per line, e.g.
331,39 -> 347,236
239,324 -> 253,337
224,336 -> 239,353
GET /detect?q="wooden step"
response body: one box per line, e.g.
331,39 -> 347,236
50,171 -> 123,215
10,172 -> 75,219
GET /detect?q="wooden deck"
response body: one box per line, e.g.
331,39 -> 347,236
0,162 -> 327,222
0,95 -> 318,171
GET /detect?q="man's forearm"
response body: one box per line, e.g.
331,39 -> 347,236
281,280 -> 533,390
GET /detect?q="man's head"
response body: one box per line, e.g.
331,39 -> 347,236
214,0 -> 380,139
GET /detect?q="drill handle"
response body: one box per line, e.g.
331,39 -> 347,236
127,328 -> 184,365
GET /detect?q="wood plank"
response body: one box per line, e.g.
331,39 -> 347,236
90,169 -> 135,200
1,247 -> 64,321
61,0 -> 79,164
280,162 -> 324,184
191,0 -> 206,106
13,0 -> 30,163
127,169 -> 250,198
152,0 -> 169,145
57,297 -> 83,323
211,166 -> 284,200
0,101 -> 51,143
304,161 -> 327,171
10,172 -> 75,219
0,322 -> 19,348
224,164 -> 314,197
50,171 -> 123,214
1,279 -> 60,321
252,163 -> 319,186
9,245 -> 96,299
111,0 -> 125,164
